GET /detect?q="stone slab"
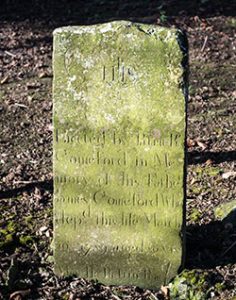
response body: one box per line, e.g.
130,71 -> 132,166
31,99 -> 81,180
53,21 -> 188,289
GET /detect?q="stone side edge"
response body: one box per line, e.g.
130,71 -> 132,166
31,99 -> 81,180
176,29 -> 189,275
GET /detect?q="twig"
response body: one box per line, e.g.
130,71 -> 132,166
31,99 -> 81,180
221,241 -> 236,257
13,180 -> 38,184
201,36 -> 208,52
13,103 -> 28,108
0,75 -> 9,84
5,50 -> 16,57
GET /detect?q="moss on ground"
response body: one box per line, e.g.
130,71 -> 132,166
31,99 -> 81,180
169,270 -> 225,300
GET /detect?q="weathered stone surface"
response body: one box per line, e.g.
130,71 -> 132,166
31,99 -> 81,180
53,21 -> 187,289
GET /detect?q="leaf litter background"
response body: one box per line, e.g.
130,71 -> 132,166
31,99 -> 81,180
0,0 -> 236,299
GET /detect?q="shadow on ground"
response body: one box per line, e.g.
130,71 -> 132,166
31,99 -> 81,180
186,218 -> 236,269
0,0 -> 236,23
188,151 -> 236,165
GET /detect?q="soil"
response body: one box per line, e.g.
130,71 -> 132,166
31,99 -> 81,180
0,1 -> 236,299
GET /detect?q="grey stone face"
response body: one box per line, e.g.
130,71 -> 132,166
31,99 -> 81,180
53,21 -> 188,289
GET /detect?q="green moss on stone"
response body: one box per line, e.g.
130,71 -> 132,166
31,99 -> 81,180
53,21 -> 187,289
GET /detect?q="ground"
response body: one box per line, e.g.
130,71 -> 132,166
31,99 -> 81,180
0,1 -> 236,299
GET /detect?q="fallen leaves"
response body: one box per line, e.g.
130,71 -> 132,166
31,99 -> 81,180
0,5 -> 236,300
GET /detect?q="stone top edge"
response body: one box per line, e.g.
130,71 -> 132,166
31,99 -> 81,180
53,20 -> 181,36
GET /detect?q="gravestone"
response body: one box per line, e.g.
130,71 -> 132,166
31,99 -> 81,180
53,21 -> 188,289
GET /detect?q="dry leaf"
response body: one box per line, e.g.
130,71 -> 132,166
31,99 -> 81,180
9,289 -> 31,300
196,140 -> 207,150
38,72 -> 47,78
222,171 -> 236,179
232,90 -> 236,98
39,226 -> 48,233
205,159 -> 213,166
161,285 -> 169,298
187,138 -> 196,148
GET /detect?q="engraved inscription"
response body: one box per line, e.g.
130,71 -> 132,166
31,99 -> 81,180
53,21 -> 186,288
55,129 -> 182,147
102,57 -> 135,83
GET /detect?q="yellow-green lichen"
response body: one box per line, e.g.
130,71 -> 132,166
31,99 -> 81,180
53,21 -> 187,289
